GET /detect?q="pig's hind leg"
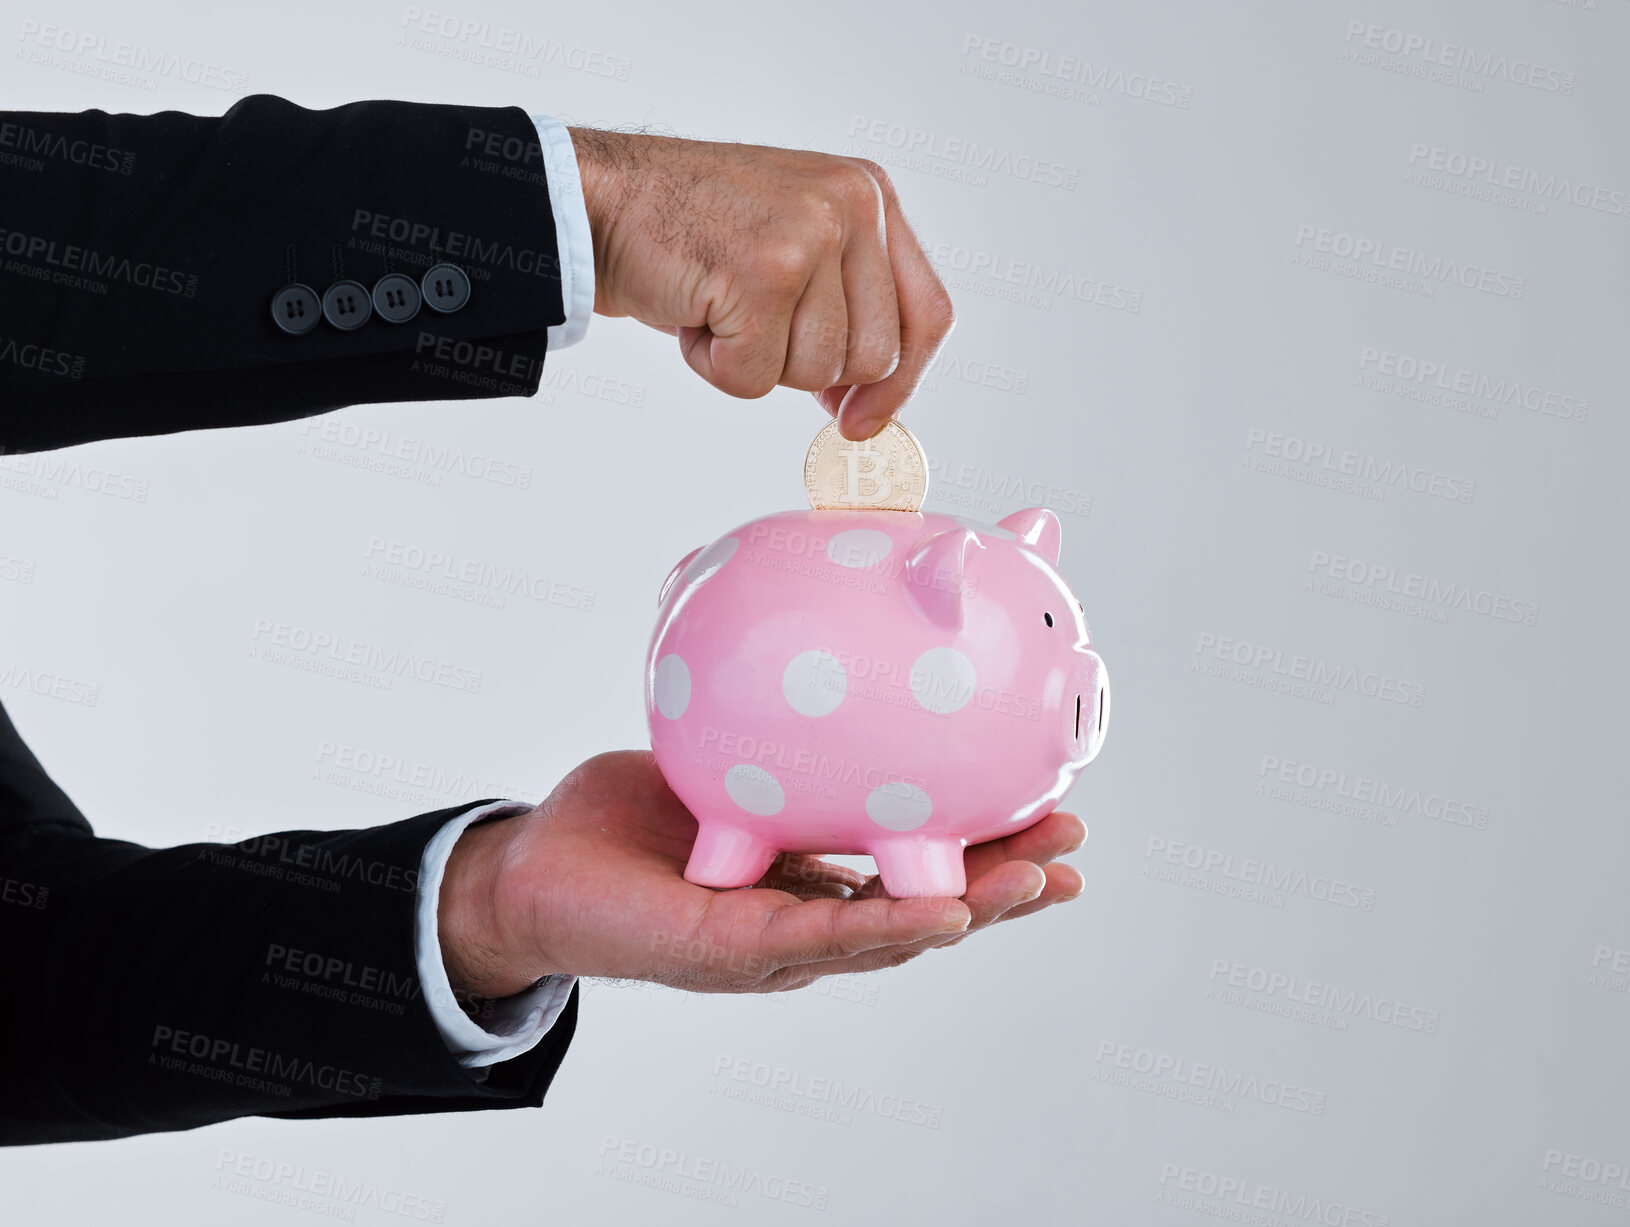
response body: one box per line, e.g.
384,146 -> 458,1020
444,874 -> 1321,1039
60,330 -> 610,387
869,836 -> 968,899
683,822 -> 780,890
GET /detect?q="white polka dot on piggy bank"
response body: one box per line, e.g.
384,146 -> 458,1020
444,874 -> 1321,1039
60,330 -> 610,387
644,507 -> 1109,898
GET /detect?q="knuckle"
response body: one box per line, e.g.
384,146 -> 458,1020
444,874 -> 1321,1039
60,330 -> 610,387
846,157 -> 890,191
786,364 -> 843,395
807,358 -> 847,391
796,317 -> 847,362
756,238 -> 814,288
846,330 -> 899,383
784,322 -> 848,390
844,354 -> 893,386
834,159 -> 887,215
801,191 -> 847,254
922,285 -> 956,336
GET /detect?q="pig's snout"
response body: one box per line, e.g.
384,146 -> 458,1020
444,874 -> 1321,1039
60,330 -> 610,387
1073,650 -> 1109,765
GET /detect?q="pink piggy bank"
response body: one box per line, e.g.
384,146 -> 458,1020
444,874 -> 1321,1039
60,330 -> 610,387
644,506 -> 1109,898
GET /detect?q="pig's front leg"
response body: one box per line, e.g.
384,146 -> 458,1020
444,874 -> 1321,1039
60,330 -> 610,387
683,822 -> 780,889
869,836 -> 969,899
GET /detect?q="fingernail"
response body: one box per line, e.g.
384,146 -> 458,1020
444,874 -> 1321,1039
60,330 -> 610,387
844,413 -> 888,440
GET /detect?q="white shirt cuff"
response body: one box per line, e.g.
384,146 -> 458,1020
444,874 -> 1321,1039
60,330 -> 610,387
414,800 -> 577,1068
528,112 -> 594,351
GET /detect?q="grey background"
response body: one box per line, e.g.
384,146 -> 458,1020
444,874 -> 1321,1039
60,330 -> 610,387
2,0 -> 1624,1222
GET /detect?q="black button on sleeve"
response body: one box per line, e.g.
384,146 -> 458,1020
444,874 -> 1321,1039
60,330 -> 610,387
421,263 -> 471,314
269,283 -> 321,336
321,279 -> 373,331
371,273 -> 422,324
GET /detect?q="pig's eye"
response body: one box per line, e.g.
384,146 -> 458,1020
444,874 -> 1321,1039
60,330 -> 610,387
1044,611 -> 1054,627
1076,600 -> 1084,613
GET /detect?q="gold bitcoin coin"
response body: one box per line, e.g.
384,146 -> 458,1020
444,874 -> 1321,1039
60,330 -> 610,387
803,419 -> 929,512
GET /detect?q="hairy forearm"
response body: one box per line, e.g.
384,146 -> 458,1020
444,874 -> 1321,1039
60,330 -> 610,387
565,126 -> 641,303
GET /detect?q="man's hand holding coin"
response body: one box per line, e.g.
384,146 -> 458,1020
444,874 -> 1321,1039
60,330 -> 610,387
568,128 -> 956,441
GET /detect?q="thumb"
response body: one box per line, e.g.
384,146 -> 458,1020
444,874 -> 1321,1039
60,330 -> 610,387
677,295 -> 794,400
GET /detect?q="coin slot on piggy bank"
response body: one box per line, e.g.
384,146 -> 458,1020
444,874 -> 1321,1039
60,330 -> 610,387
644,501 -> 1110,899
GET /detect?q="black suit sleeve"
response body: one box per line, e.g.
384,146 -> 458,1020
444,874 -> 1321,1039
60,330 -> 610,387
0,697 -> 579,1147
0,92 -> 565,454
0,94 -> 578,1145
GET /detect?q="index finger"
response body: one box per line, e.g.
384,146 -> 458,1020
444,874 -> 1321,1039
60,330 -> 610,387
834,164 -> 956,441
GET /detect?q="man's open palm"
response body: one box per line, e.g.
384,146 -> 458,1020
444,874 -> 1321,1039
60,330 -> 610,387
440,750 -> 1086,999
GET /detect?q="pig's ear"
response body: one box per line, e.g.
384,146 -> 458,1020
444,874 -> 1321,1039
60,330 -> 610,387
904,530 -> 975,630
659,546 -> 702,605
998,507 -> 1061,565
